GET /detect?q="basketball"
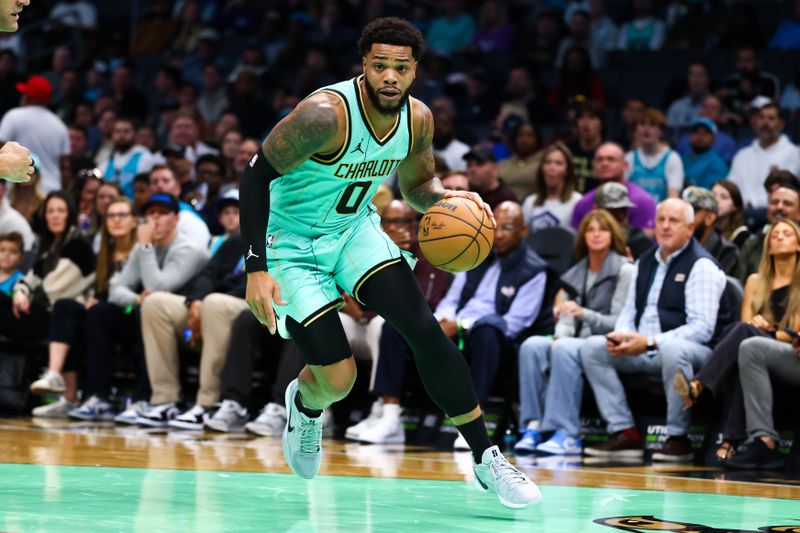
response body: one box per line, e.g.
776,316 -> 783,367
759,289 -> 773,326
418,197 -> 495,273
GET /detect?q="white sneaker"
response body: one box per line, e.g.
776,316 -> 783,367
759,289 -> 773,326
473,445 -> 543,509
282,379 -> 323,479
114,400 -> 151,425
453,432 -> 471,451
358,405 -> 404,444
344,399 -> 383,441
206,399 -> 249,433
32,396 -> 77,418
136,402 -> 179,427
168,404 -> 214,430
30,370 -> 66,396
246,402 -> 287,437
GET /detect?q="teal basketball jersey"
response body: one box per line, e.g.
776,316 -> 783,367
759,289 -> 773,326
269,75 -> 413,237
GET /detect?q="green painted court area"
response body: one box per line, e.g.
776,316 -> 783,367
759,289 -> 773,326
1,464 -> 798,532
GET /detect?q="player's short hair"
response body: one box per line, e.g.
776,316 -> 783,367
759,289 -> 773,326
358,17 -> 425,61
0,231 -> 24,254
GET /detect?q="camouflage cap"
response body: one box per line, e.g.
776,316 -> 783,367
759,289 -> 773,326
595,181 -> 635,209
682,186 -> 718,213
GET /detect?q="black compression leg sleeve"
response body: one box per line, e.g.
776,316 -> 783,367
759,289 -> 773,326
357,262 -> 480,419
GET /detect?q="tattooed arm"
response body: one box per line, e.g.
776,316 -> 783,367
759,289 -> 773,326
397,98 -> 495,223
242,92 -> 345,333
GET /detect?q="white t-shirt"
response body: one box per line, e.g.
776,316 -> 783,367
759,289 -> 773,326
0,106 -> 69,193
433,138 -> 470,172
625,147 -> 684,193
522,191 -> 583,230
178,209 -> 211,250
0,200 -> 35,251
727,135 -> 800,209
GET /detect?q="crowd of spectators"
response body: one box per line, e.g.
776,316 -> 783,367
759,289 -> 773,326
1,0 -> 799,470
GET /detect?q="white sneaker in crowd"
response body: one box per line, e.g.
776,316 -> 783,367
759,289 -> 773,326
358,403 -> 404,444
246,402 -> 287,437
205,399 -> 249,433
344,399 -> 383,441
32,396 -> 77,418
30,369 -> 66,396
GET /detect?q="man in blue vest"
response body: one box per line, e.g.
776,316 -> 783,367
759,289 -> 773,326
580,198 -> 728,462
434,201 -> 554,450
103,117 -> 155,198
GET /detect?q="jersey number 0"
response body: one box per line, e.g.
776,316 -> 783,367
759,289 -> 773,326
336,181 -> 371,214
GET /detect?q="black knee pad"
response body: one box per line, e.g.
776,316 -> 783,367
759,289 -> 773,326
286,310 -> 351,366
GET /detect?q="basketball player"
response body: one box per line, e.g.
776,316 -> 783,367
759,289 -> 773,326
0,0 -> 34,183
241,18 -> 541,509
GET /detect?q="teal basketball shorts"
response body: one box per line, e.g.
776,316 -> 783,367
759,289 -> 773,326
265,212 -> 416,339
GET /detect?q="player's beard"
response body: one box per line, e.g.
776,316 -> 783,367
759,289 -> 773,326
364,78 -> 409,117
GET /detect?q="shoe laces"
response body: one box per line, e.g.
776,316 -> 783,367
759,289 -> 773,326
489,455 -> 529,489
298,417 -> 323,455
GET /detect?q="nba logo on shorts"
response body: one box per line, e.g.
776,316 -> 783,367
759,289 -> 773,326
249,154 -> 259,167
267,234 -> 274,248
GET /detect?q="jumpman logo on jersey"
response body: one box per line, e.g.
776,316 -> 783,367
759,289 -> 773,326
246,245 -> 259,260
350,139 -> 365,155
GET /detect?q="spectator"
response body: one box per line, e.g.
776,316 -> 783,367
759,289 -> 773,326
547,46 -> 605,110
440,170 -> 469,192
68,193 -> 209,422
0,75 -> 69,193
136,224 -> 246,429
582,199 -> 729,462
129,0 -> 175,54
431,102 -> 469,172
7,165 -> 44,231
712,180 -> 752,249
682,186 -> 739,276
219,129 -> 242,184
735,320 -> 800,469
768,0 -> 800,49
232,138 -> 260,182
595,181 -> 655,260
338,220 -> 449,442
557,8 -> 609,70
497,67 -> 550,128
66,171 -> 99,239
472,1 -> 514,53
135,125 -> 158,154
721,47 -> 780,123
208,189 -> 240,257
132,173 -> 150,214
515,209 -> 633,455
426,0 -> 476,54
612,98 -> 645,152
92,108 -> 116,168
149,165 -> 211,249
102,117 -> 156,200
2,192 -> 94,345
617,0 -> 665,51
498,120 -> 543,201
737,179 -> 800,283
0,232 -> 24,296
524,9 -> 562,72
68,124 -> 89,157
167,111 -> 218,164
681,118 -> 729,190
197,64 -> 229,125
674,219 -> 800,467
227,68 -> 272,139
111,63 -> 149,123
666,61 -> 712,130
567,100 -> 605,193
463,145 -> 518,208
41,46 -> 72,94
170,0 -> 203,55
626,108 -> 684,202
571,142 -> 657,234
0,180 -> 36,247
586,0 -> 618,58
521,143 -> 582,230
434,202 -> 554,449
675,95 -> 737,163
727,100 -> 800,211
191,154 -> 227,234
29,198 -> 137,417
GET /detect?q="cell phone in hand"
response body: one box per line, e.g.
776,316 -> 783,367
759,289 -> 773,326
783,327 -> 800,340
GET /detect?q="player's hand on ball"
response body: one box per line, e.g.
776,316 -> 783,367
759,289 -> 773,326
0,141 -> 34,183
246,271 -> 287,335
443,190 -> 496,227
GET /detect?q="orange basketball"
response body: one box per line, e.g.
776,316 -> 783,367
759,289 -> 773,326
418,197 -> 495,273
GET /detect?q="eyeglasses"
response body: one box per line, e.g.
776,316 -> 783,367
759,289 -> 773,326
106,212 -> 132,221
381,217 -> 416,227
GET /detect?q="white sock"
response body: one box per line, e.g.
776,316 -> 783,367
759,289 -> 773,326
526,420 -> 540,430
383,403 -> 401,419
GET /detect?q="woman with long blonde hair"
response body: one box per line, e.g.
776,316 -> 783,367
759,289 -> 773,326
29,198 -> 138,417
674,219 -> 800,465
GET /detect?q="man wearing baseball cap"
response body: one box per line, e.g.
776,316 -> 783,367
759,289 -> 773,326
594,181 -> 654,259
0,74 -> 69,192
681,118 -> 729,190
463,144 -> 518,209
682,186 -> 739,276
